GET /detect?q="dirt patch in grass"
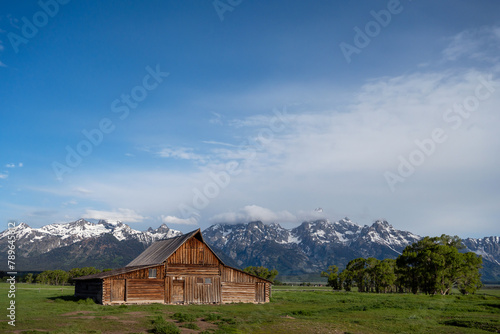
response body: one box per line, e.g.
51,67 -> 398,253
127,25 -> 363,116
194,319 -> 218,332
263,320 -> 345,334
61,310 -> 95,316
117,319 -> 140,325
67,315 -> 96,319
124,311 -> 148,316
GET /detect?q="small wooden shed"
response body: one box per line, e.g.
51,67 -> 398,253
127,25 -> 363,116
74,229 -> 272,305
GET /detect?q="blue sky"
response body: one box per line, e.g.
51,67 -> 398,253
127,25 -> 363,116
1,0 -> 499,238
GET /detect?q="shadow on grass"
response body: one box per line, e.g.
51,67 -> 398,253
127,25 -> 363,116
443,319 -> 500,333
483,302 -> 500,309
47,295 -> 80,302
47,295 -> 97,304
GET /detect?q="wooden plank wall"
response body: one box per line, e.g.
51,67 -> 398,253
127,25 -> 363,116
220,266 -> 271,303
185,276 -> 220,304
108,265 -> 165,279
221,266 -> 268,283
101,265 -> 165,304
167,264 -> 219,276
111,279 -> 125,302
164,276 -> 172,304
127,278 -> 164,302
221,282 -> 255,303
167,237 -> 220,265
103,278 -> 111,304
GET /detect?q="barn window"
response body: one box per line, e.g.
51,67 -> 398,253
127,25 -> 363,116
196,277 -> 203,284
205,278 -> 212,284
149,269 -> 157,278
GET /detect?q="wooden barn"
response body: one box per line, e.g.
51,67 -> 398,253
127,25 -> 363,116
73,229 -> 272,305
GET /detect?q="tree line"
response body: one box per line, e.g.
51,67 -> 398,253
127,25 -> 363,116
243,266 -> 279,282
7,266 -> 280,285
7,267 -> 107,285
321,235 -> 482,295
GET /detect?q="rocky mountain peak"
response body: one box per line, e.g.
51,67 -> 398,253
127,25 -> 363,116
0,218 -> 498,281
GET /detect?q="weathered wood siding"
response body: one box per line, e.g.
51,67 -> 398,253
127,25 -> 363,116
221,282 -> 255,303
101,265 -> 165,304
221,266 -> 268,283
167,237 -> 220,265
167,264 -> 219,276
75,279 -> 102,304
220,266 -> 271,303
111,279 -> 125,302
127,279 -> 164,302
186,276 -> 220,304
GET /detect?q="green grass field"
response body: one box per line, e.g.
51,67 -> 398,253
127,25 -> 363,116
0,283 -> 499,333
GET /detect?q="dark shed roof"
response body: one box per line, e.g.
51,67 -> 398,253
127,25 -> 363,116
72,264 -> 158,280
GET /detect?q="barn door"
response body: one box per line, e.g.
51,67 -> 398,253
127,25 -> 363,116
111,279 -> 125,302
256,282 -> 266,303
172,279 -> 185,304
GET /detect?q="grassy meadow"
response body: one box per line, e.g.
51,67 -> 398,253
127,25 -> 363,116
0,283 -> 499,334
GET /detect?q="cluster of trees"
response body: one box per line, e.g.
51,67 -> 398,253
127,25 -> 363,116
243,266 -> 279,282
17,267 -> 105,285
322,235 -> 483,295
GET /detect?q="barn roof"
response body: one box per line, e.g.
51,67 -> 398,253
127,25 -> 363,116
72,264 -> 159,280
126,228 -> 224,267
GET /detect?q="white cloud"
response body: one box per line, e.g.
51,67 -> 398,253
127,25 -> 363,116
0,173 -> 8,179
161,215 -> 198,225
209,112 -> 223,125
296,209 -> 328,222
62,200 -> 78,206
442,25 -> 500,62
83,208 -> 146,223
5,163 -> 23,168
155,147 -> 206,162
210,205 -> 296,224
202,140 -> 237,148
75,187 -> 93,195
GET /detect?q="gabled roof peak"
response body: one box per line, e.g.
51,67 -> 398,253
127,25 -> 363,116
126,228 -> 218,267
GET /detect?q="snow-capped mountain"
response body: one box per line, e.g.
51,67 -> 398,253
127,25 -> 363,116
203,219 -> 499,282
463,236 -> 500,266
0,219 -> 181,256
203,218 -> 422,275
0,219 -> 181,270
1,218 -> 498,282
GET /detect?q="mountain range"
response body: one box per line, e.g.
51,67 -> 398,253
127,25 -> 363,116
1,218 -> 499,282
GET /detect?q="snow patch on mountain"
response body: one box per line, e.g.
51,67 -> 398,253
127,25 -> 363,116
0,219 -> 182,256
